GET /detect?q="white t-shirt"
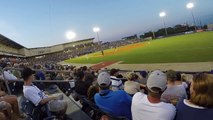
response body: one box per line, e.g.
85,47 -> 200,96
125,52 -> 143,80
131,92 -> 176,120
23,84 -> 47,106
124,81 -> 140,95
3,70 -> 17,80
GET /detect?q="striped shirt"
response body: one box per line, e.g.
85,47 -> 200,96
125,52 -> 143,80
110,76 -> 124,91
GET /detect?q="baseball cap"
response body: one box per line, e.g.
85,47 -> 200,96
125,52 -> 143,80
97,72 -> 111,86
147,70 -> 167,93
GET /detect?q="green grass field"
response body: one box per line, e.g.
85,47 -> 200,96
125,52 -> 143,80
64,31 -> 213,64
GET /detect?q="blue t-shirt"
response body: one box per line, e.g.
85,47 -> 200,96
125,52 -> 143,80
94,90 -> 132,120
175,99 -> 213,120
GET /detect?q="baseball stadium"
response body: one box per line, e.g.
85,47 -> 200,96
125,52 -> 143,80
0,1 -> 213,120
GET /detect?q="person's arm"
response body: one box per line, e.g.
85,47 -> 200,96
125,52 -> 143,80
39,96 -> 57,105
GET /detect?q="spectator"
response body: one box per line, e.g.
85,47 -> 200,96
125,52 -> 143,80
0,101 -> 11,120
94,72 -> 132,120
12,63 -> 21,79
35,65 -> 45,80
161,70 -> 187,105
87,84 -> 99,103
175,73 -> 213,120
175,72 -> 188,89
75,71 -> 86,96
124,72 -> 141,96
0,90 -> 25,118
131,70 -> 176,120
110,69 -> 124,91
22,68 -> 68,118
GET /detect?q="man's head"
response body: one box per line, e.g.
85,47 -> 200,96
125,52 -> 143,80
110,68 -> 119,76
147,70 -> 167,98
126,72 -> 135,81
97,72 -> 111,90
22,67 -> 34,82
166,70 -> 177,82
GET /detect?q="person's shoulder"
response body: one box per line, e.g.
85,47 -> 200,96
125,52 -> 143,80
133,92 -> 146,99
114,90 -> 126,94
161,101 -> 176,112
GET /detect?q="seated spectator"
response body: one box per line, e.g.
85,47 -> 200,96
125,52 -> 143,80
35,65 -> 45,80
12,63 -> 21,79
175,73 -> 213,120
87,84 -> 99,103
0,90 -> 25,119
94,72 -> 132,120
175,72 -> 189,89
22,68 -> 67,118
110,69 -> 124,91
131,70 -> 176,120
124,72 -> 141,96
0,101 -> 11,120
75,71 -> 86,95
161,70 -> 187,105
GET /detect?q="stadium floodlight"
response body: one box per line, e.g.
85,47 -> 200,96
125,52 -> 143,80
93,27 -> 100,33
65,31 -> 76,40
186,2 -> 194,9
186,2 -> 196,31
159,12 -> 166,17
159,12 -> 168,36
93,27 -> 100,42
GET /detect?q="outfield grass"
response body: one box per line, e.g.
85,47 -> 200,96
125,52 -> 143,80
64,31 -> 213,64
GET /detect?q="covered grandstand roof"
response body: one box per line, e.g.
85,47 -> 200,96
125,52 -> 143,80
0,34 -> 25,49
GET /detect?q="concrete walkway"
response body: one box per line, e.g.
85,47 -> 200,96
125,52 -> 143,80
106,62 -> 213,72
61,61 -> 213,72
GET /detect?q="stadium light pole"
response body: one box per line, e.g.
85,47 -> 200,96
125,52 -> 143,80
93,27 -> 100,43
186,2 -> 197,31
159,12 -> 168,36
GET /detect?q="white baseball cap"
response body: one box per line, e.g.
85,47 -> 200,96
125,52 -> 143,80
147,70 -> 167,93
97,72 -> 111,86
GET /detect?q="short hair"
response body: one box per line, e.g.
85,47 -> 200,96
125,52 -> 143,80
176,72 -> 181,81
166,70 -> 177,82
22,68 -> 34,81
110,68 -> 119,76
76,71 -> 84,80
147,87 -> 163,98
190,73 -> 213,108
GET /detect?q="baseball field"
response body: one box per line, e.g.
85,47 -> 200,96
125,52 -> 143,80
64,31 -> 213,64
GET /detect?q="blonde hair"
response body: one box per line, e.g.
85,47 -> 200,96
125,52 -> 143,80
190,73 -> 213,108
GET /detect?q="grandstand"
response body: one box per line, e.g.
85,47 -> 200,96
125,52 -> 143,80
0,0 -> 213,120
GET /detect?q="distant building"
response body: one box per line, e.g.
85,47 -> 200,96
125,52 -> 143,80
207,24 -> 213,30
122,34 -> 138,40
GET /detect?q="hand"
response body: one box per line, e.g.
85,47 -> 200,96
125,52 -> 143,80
0,91 -> 6,97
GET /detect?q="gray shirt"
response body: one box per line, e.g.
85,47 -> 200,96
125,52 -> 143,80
161,85 -> 187,104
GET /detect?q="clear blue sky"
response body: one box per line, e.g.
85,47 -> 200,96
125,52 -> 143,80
0,0 -> 212,48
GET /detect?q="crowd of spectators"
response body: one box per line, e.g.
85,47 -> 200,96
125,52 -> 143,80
0,51 -> 213,120
27,38 -> 142,65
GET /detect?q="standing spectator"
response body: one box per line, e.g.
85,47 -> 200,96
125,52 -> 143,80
131,70 -> 176,120
110,69 -> 124,91
124,72 -> 141,96
161,70 -> 187,105
175,73 -> 213,120
94,72 -> 132,120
